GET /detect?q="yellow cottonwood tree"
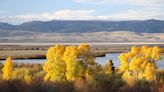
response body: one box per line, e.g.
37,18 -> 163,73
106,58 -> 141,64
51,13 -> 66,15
151,46 -> 163,60
43,45 -> 66,82
63,46 -> 79,81
78,44 -> 96,79
78,44 -> 95,65
118,53 -> 131,79
119,46 -> 163,82
144,63 -> 156,81
43,44 -> 95,81
2,56 -> 13,80
119,53 -> 129,72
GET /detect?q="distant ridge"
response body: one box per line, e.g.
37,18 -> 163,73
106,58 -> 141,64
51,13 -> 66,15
0,19 -> 164,33
0,19 -> 164,43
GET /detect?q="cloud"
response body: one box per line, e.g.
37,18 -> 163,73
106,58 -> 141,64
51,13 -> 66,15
0,9 -> 95,24
54,0 -> 164,20
0,0 -> 163,24
0,9 -> 164,24
75,0 -> 164,5
16,9 -> 95,20
51,9 -> 95,20
75,0 -> 164,12
105,10 -> 164,20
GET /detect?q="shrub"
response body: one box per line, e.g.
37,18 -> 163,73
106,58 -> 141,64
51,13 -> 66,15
83,73 -> 125,92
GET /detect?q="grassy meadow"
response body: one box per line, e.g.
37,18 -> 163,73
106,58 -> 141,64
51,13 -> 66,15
0,63 -> 163,92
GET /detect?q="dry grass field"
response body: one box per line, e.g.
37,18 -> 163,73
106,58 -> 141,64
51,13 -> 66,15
0,44 -> 128,60
0,50 -> 46,60
0,43 -> 163,60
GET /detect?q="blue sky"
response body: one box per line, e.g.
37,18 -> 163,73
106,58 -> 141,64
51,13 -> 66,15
0,0 -> 164,24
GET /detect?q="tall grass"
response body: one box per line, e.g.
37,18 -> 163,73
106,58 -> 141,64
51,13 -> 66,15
0,63 -> 163,92
0,79 -> 75,92
0,78 -> 163,92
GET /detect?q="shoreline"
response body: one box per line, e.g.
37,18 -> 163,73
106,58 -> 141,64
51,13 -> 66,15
0,43 -> 163,60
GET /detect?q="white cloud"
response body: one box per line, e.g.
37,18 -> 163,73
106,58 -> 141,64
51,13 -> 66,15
0,9 -> 164,24
105,10 -> 164,20
64,1 -> 164,21
75,0 -> 164,12
52,9 -> 95,20
17,9 -> 95,20
75,0 -> 164,5
0,9 -> 96,24
0,0 -> 163,24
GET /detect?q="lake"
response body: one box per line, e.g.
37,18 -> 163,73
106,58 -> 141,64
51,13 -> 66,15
0,53 -> 164,69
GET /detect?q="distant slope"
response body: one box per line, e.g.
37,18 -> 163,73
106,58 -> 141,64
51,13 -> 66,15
0,19 -> 164,42
0,22 -> 15,30
0,31 -> 163,43
0,19 -> 164,33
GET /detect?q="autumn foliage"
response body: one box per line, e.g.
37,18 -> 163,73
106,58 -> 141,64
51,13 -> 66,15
2,56 -> 13,80
43,44 -> 96,82
118,46 -> 163,83
43,45 -> 66,81
0,44 -> 163,92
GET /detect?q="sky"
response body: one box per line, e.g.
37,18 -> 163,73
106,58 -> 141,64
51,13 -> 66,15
0,0 -> 164,24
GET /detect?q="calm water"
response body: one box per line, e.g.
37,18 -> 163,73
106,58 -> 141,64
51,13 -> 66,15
0,53 -> 164,69
96,53 -> 164,69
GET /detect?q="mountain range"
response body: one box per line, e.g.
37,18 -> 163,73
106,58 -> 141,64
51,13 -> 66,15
0,19 -> 164,42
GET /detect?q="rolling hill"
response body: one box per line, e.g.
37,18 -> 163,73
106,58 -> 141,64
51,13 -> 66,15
0,19 -> 164,42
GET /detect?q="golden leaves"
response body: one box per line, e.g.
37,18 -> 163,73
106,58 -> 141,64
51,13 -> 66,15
144,63 -> 156,81
118,45 -> 163,82
118,53 -> 129,71
43,44 -> 66,82
2,56 -> 13,80
63,46 -> 79,81
43,44 -> 95,82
